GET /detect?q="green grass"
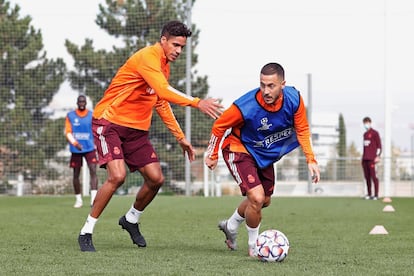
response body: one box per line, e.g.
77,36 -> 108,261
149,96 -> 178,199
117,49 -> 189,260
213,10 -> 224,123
0,195 -> 413,276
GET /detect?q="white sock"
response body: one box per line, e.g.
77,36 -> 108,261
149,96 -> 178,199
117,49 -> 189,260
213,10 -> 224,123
90,190 -> 97,206
125,205 -> 143,224
75,194 -> 82,203
227,209 -> 245,232
246,224 -> 260,248
80,215 -> 98,235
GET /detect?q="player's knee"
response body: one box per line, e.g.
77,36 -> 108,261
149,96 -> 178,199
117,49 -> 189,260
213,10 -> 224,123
108,172 -> 126,187
148,174 -> 165,190
248,193 -> 265,210
262,197 -> 272,208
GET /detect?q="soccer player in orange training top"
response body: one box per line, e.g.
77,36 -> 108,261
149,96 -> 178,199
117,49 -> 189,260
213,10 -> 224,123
65,95 -> 98,208
361,117 -> 382,200
78,20 -> 223,252
205,62 -> 320,257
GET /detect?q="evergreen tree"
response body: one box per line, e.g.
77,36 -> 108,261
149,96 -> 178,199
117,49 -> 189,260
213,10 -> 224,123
0,0 -> 66,178
337,113 -> 346,180
346,141 -> 363,181
65,0 -> 213,181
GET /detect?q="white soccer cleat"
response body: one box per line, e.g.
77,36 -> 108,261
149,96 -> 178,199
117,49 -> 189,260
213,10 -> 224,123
218,220 -> 238,250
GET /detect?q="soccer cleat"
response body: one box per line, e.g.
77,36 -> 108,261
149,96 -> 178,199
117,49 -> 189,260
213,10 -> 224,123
218,220 -> 238,250
78,233 -> 96,252
73,201 -> 83,208
364,195 -> 371,200
118,216 -> 147,247
371,196 -> 378,200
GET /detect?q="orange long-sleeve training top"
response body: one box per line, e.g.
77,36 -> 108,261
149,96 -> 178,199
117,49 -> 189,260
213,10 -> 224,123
93,42 -> 200,140
206,90 -> 317,164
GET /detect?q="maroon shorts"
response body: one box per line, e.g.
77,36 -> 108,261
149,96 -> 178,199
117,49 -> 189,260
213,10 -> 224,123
92,118 -> 159,172
222,146 -> 275,196
70,151 -> 98,168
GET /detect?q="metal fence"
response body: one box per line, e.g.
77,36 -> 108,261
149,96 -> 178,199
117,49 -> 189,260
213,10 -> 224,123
3,149 -> 414,198
1,1 -> 414,198
203,149 -> 414,198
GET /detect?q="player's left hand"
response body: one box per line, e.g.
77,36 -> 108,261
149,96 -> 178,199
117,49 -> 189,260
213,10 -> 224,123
308,163 -> 320,183
204,156 -> 218,170
178,137 -> 196,162
75,143 -> 83,151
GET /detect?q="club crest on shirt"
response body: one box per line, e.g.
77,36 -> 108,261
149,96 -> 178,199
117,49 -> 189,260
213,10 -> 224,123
257,117 -> 272,131
73,118 -> 81,126
113,146 -> 121,155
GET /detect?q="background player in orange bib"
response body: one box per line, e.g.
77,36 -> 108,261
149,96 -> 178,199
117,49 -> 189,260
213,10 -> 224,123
65,95 -> 98,208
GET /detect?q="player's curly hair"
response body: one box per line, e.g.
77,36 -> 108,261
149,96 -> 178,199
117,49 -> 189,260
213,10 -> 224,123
261,63 -> 285,80
161,21 -> 192,39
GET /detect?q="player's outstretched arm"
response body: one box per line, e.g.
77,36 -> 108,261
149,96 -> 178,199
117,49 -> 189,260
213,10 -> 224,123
197,98 -> 223,119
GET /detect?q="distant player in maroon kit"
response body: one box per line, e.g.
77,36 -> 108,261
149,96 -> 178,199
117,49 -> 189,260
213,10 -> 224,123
361,117 -> 382,200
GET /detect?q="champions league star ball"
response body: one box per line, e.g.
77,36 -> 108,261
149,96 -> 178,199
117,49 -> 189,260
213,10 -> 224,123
254,229 -> 290,262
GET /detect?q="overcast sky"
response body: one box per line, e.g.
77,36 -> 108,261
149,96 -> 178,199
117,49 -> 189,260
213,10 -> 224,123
9,0 -> 414,151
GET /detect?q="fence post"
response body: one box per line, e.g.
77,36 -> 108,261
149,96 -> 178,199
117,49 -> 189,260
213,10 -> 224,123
82,157 -> 90,197
17,174 -> 24,196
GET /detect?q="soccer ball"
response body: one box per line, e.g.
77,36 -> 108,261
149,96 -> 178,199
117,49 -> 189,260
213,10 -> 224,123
254,229 -> 290,262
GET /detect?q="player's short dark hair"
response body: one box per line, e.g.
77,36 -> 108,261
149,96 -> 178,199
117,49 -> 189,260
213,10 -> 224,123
77,95 -> 86,103
161,21 -> 192,39
261,62 -> 285,80
363,117 -> 371,123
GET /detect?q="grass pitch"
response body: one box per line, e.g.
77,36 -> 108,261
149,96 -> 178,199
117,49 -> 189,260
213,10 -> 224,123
0,195 -> 413,275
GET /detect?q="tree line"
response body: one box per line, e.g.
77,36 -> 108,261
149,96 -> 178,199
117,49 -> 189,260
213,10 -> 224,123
0,0 -> 213,185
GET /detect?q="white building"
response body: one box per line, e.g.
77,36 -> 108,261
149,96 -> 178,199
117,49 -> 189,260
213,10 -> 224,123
311,112 -> 340,167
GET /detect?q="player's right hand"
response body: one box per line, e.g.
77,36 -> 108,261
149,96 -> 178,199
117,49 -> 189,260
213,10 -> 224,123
75,143 -> 83,151
308,163 -> 320,183
197,98 -> 223,119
